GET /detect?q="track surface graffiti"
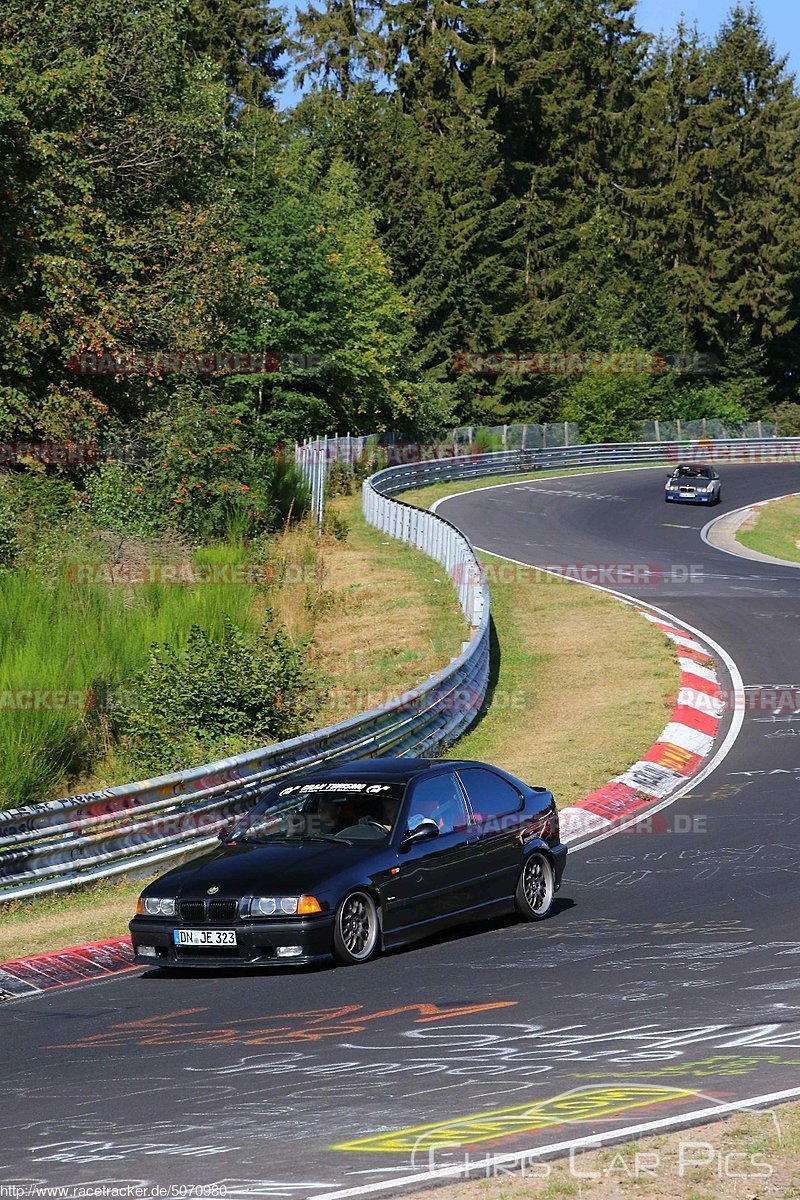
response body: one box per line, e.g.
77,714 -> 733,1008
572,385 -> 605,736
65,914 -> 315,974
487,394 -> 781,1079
332,1086 -> 696,1153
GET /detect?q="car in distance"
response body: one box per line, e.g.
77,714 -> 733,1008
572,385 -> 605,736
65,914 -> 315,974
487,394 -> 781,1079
664,463 -> 721,504
129,757 -> 567,969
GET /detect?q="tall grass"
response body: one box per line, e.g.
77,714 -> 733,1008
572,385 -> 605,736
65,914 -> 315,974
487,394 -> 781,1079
0,542 -> 268,806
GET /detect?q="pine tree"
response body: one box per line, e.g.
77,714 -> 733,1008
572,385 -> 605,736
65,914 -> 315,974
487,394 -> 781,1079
637,6 -> 800,403
293,0 -> 383,98
183,0 -> 287,111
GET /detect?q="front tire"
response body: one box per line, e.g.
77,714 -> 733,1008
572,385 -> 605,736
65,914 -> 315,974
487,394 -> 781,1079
515,852 -> 555,921
333,890 -> 380,964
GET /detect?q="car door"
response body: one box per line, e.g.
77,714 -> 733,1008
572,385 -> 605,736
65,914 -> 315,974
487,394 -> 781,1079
456,766 -> 527,901
382,769 -> 479,937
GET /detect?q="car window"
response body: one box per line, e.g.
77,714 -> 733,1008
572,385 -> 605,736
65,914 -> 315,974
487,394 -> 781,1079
457,767 -> 523,823
407,772 -> 471,835
231,780 -> 404,844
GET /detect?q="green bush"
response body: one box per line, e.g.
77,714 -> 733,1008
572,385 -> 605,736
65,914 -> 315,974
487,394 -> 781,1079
259,454 -> 311,526
119,617 -> 319,775
326,461 -> 356,496
765,402 -> 800,436
352,452 -> 379,484
671,383 -> 749,426
136,393 -> 311,539
322,510 -> 349,540
85,462 -> 164,537
472,428 -> 504,453
561,373 -> 652,443
0,495 -> 18,568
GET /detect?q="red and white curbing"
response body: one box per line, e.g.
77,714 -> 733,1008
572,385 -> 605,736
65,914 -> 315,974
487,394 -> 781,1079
559,610 -> 724,843
0,935 -> 134,1001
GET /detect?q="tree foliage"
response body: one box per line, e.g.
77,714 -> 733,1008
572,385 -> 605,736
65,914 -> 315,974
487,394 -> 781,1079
2,0 -> 799,448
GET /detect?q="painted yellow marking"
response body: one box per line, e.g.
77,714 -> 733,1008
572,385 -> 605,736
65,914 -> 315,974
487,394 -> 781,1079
572,1055 -> 800,1080
648,743 -> 699,772
332,1085 -> 695,1153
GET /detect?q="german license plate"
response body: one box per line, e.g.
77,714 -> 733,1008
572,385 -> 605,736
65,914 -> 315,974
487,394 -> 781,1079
173,929 -> 237,947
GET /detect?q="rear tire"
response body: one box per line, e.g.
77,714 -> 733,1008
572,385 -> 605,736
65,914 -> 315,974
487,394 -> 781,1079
515,852 -> 555,921
333,890 -> 379,965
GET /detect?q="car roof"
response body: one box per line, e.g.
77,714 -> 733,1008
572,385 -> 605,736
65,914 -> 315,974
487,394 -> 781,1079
676,462 -> 712,472
280,757 -> 491,786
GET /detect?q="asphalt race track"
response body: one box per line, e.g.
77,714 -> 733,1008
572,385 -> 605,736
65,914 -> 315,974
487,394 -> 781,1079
2,462 -> 800,1198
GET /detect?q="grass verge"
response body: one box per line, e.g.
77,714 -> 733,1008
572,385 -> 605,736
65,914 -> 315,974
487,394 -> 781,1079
736,494 -> 800,563
291,493 -> 466,725
401,1099 -> 800,1200
0,876 -> 156,962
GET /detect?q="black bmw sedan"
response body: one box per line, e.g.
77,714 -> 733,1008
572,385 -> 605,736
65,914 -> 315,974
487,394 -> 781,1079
129,757 -> 567,969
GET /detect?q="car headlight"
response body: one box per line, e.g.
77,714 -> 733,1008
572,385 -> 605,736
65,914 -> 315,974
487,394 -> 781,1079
249,895 -> 322,917
139,896 -> 175,917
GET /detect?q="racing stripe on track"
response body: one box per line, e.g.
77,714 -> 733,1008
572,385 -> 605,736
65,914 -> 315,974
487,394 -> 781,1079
560,606 -> 723,843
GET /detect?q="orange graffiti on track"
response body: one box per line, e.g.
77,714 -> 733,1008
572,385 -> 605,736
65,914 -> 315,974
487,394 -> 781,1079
48,999 -> 518,1050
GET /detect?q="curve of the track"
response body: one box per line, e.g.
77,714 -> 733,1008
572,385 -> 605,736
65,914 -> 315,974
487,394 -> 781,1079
2,463 -> 800,1198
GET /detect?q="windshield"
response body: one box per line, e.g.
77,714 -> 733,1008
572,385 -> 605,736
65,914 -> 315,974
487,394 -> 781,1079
230,779 -> 406,846
673,466 -> 710,479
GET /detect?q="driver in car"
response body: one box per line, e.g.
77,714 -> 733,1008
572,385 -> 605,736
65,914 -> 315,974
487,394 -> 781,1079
315,795 -> 354,835
357,796 -> 399,832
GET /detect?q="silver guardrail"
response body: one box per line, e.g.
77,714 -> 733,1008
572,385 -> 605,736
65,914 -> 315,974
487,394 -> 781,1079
368,438 -> 800,495
0,476 -> 489,901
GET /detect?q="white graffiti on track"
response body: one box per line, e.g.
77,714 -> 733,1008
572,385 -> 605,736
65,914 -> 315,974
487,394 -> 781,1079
30,1138 -> 238,1164
727,766 -> 800,774
182,1019 -> 800,1090
580,845 -> 800,883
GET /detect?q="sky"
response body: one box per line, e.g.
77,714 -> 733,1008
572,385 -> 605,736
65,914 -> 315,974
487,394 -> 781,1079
278,0 -> 797,108
635,0 -> 797,73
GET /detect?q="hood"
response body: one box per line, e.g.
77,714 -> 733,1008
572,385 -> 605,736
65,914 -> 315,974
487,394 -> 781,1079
144,839 -> 375,901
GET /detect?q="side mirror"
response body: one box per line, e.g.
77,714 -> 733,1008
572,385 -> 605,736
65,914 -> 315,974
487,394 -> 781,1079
217,825 -> 232,842
401,818 -> 439,847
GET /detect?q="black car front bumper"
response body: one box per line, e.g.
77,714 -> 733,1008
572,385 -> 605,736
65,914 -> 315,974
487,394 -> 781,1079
129,913 -> 336,968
